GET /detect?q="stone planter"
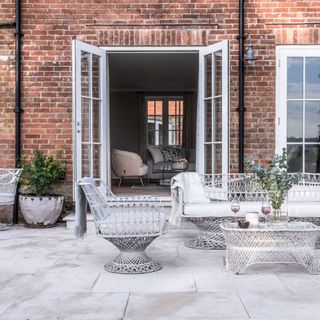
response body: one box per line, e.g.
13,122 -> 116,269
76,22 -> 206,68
19,195 -> 64,227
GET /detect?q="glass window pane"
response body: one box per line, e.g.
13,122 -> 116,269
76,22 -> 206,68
168,115 -> 176,131
168,130 -> 176,145
148,131 -> 155,145
305,57 -> 320,99
287,57 -> 303,99
81,52 -> 89,97
214,51 -> 222,96
81,144 -> 91,177
168,101 -> 176,116
287,101 -> 303,142
147,101 -> 155,115
305,145 -> 320,173
213,97 -> 222,142
81,98 -> 90,142
305,101 -> 320,142
213,143 -> 222,174
155,101 -> 163,116
205,100 -> 212,142
92,54 -> 100,99
92,99 -> 100,143
205,54 -> 212,98
287,144 -> 303,172
93,144 -> 100,178
205,144 -> 212,174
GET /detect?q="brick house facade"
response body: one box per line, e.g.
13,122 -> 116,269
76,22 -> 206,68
1,0 -> 320,202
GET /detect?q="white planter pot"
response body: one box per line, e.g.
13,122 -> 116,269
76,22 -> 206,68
19,195 -> 64,227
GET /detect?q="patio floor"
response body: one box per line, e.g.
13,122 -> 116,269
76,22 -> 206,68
0,224 -> 320,320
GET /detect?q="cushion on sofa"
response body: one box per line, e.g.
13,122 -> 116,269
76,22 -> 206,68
161,146 -> 184,161
148,147 -> 165,164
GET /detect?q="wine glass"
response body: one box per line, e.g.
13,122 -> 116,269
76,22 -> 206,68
261,200 -> 271,224
231,199 -> 240,222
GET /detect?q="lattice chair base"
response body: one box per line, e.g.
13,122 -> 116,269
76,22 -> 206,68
103,235 -> 162,274
185,217 -> 234,250
0,224 -> 9,231
289,217 -> 320,249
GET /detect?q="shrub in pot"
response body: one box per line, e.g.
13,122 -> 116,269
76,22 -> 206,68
19,151 -> 66,227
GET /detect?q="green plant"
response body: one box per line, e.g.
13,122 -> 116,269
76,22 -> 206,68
20,151 -> 66,196
247,149 -> 302,210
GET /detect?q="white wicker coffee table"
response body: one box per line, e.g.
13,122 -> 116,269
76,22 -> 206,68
221,222 -> 320,275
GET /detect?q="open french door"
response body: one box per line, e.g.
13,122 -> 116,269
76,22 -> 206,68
197,40 -> 229,176
72,40 -> 110,190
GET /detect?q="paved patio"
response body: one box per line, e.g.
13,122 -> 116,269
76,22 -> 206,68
0,224 -> 320,320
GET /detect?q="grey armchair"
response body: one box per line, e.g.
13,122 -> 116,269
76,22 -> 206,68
112,149 -> 148,186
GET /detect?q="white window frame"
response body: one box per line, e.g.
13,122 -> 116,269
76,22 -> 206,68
276,45 -> 320,172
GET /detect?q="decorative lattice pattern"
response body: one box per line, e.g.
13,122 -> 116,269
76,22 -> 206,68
0,168 -> 23,231
221,222 -> 320,274
103,236 -> 162,274
78,178 -> 165,274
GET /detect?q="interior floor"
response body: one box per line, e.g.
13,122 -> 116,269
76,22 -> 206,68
112,184 -> 171,198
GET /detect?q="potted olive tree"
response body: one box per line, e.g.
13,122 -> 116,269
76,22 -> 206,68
19,151 -> 66,227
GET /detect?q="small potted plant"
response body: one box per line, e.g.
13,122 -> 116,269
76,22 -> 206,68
19,150 -> 66,227
247,149 -> 301,222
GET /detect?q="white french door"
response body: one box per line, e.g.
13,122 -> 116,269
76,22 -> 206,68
72,40 -> 109,187
197,40 -> 229,175
276,46 -> 320,173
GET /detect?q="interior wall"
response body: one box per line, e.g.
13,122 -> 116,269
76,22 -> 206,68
110,92 -> 140,154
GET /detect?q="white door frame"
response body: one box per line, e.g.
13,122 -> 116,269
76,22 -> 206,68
73,42 -> 230,193
197,40 -> 230,175
72,40 -> 109,190
276,45 -> 320,159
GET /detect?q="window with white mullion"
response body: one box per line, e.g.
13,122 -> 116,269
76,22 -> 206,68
278,47 -> 320,173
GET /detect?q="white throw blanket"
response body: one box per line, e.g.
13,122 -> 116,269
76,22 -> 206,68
170,172 -> 210,226
75,183 -> 88,239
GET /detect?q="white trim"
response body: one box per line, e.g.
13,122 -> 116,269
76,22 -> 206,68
276,45 -> 320,172
72,40 -> 109,191
197,40 -> 229,175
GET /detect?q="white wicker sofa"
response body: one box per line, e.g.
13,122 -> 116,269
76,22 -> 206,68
171,172 -> 320,249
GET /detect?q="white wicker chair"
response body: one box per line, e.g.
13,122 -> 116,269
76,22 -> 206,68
0,168 -> 23,230
78,178 -> 166,274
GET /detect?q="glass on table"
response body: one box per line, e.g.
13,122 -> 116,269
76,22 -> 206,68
261,200 -> 271,224
231,199 -> 240,222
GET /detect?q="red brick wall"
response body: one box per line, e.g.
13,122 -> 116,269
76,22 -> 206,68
1,0 -> 320,198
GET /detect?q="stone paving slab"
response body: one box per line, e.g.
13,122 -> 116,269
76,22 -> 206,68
0,224 -> 319,319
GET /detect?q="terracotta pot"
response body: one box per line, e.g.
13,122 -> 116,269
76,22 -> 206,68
19,195 -> 64,227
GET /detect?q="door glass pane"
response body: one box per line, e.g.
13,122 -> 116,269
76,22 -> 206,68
213,143 -> 222,174
287,57 -> 303,99
214,51 -> 222,96
305,145 -> 320,173
205,144 -> 212,174
81,52 -> 89,97
287,144 -> 303,172
305,101 -> 320,142
81,98 -> 90,142
93,144 -> 101,178
205,100 -> 212,142
92,99 -> 100,143
92,54 -> 100,99
81,144 -> 91,177
305,57 -> 320,99
205,54 -> 212,98
213,97 -> 222,142
287,101 -> 303,142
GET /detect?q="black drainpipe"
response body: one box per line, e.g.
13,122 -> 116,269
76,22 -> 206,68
237,0 -> 245,173
13,0 -> 23,224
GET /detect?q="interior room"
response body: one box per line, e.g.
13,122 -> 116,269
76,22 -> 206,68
108,51 -> 199,196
